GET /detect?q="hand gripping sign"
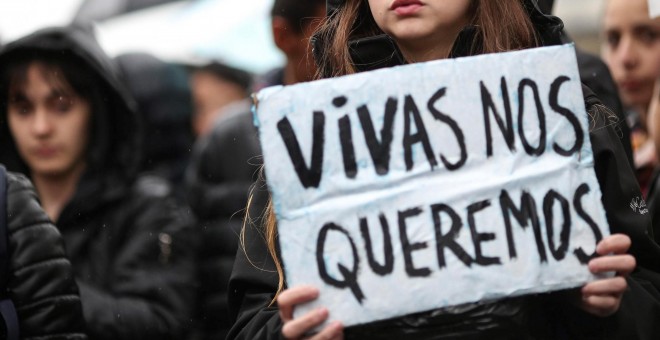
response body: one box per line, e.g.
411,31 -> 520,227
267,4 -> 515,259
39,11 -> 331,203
254,44 -> 610,328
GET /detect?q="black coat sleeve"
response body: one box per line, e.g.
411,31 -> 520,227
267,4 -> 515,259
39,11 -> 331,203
7,172 -> 87,340
566,88 -> 660,339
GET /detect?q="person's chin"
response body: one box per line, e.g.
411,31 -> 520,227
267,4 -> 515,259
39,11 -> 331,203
30,162 -> 67,178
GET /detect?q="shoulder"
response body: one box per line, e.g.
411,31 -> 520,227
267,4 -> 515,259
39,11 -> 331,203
5,172 -> 52,232
6,171 -> 36,194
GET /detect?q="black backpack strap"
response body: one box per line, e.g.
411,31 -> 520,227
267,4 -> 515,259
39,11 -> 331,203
0,166 -> 19,340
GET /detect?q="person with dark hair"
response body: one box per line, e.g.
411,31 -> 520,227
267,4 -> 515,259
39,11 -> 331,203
2,167 -> 87,340
536,0 -> 633,166
0,27 -> 196,340
229,0 -> 660,339
185,1 -> 326,339
602,0 -> 660,195
115,52 -> 195,202
190,61 -> 252,137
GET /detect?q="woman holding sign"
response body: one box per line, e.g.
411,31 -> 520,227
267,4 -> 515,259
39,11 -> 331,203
228,0 -> 660,339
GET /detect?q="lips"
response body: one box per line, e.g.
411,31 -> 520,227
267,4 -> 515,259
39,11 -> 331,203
390,0 -> 423,15
619,79 -> 643,92
34,146 -> 58,158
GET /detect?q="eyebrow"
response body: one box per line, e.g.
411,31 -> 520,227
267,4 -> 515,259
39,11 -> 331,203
8,89 -> 74,103
632,24 -> 659,32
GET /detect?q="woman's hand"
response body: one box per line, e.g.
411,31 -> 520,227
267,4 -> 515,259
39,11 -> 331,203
579,234 -> 636,317
278,285 -> 344,339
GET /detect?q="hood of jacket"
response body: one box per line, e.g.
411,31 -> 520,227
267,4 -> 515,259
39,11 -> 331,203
317,0 -> 564,73
114,52 -> 193,180
0,26 -> 141,213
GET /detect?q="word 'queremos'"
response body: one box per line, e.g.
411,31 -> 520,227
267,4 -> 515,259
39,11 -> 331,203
316,184 -> 602,303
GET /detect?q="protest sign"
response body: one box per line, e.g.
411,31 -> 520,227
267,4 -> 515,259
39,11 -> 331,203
651,0 -> 660,18
254,44 -> 610,328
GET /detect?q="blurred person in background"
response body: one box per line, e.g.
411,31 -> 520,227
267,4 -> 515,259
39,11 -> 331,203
184,0 -> 325,339
190,62 -> 252,137
115,52 -> 195,203
0,27 -> 196,340
538,0 -> 633,166
602,0 -> 660,195
2,166 -> 87,340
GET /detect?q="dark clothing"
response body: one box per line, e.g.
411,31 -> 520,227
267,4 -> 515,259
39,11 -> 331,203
646,169 -> 660,245
185,102 -> 261,340
574,50 -> 633,168
5,171 -> 87,340
0,27 -> 196,340
115,52 -> 194,203
184,69 -> 282,340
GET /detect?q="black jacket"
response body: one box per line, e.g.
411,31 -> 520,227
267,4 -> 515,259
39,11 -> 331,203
5,171 -> 87,340
227,1 -> 660,338
0,27 -> 197,340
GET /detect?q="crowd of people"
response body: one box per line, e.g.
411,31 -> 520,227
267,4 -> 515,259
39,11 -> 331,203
0,0 -> 658,339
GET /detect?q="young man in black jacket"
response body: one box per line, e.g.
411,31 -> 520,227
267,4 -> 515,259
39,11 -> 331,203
0,27 -> 197,339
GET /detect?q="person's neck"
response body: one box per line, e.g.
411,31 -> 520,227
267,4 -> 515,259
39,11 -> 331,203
398,37 -> 454,63
283,60 -> 300,86
32,164 -> 86,222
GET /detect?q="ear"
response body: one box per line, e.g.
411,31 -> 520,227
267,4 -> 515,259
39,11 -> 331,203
272,16 -> 298,56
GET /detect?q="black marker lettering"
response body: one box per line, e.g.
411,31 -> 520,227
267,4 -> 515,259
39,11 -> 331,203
277,112 -> 325,188
357,98 -> 398,175
427,87 -> 468,171
431,203 -> 474,268
398,207 -> 431,277
467,200 -> 501,266
550,76 -> 584,156
403,95 -> 438,171
518,79 -> 547,156
573,183 -> 603,264
316,223 -> 365,304
338,115 -> 358,179
499,190 -> 547,262
543,190 -> 571,261
360,214 -> 394,275
482,77 -> 515,157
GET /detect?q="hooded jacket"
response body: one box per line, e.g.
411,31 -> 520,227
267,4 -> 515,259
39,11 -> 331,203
227,1 -> 660,339
0,27 -> 197,340
4,170 -> 87,340
114,52 -> 194,203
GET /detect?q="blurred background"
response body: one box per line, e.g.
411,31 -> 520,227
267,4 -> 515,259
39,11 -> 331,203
0,0 -> 605,73
0,0 -> 285,74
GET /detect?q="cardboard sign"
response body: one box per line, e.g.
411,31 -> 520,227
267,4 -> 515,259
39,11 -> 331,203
651,0 -> 660,18
255,44 -> 610,328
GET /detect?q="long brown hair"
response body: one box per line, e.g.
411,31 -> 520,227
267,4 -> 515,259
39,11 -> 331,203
315,0 -> 539,78
250,0 -> 541,302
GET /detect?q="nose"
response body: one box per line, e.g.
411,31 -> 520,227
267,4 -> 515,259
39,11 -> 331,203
617,36 -> 640,70
31,110 -> 53,137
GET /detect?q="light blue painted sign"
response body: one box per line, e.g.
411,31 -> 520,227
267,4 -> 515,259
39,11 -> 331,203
254,44 -> 610,327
